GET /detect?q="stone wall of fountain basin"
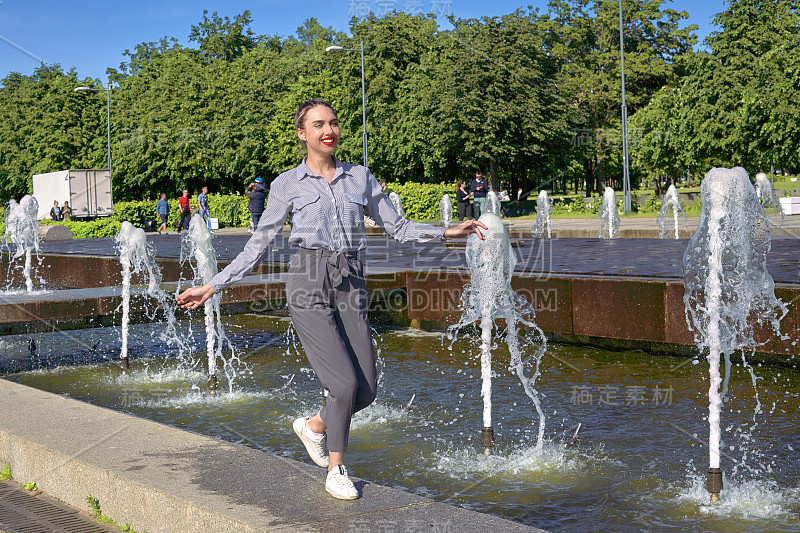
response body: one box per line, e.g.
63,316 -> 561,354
405,271 -> 799,364
0,253 -> 287,290
1,253 -> 797,362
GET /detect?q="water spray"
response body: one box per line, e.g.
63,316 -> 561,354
3,195 -> 41,292
531,190 -> 551,239
116,221 -> 187,372
440,194 -> 452,227
181,214 -> 243,394
657,184 -> 687,239
598,187 -> 619,239
485,191 -> 502,216
447,213 -> 548,456
389,192 -> 405,217
683,167 -> 787,502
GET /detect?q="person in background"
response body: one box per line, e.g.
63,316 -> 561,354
178,189 -> 191,231
498,185 -> 510,201
156,193 -> 170,234
198,186 -> 212,232
50,200 -> 61,221
517,187 -> 523,201
380,180 -> 393,197
61,201 -> 72,221
456,180 -> 473,221
246,177 -> 267,234
470,171 -> 488,218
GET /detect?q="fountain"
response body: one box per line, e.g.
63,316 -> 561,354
683,167 -> 788,503
531,190 -> 551,239
3,195 -> 40,292
180,214 -> 241,394
447,213 -> 548,454
115,221 -> 187,371
598,187 -> 619,239
657,184 -> 688,239
754,172 -> 784,228
439,194 -> 453,227
389,192 -> 405,218
484,191 -> 502,216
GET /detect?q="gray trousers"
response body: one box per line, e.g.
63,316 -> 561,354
285,248 -> 377,452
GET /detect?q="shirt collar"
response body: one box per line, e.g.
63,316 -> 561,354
297,156 -> 348,182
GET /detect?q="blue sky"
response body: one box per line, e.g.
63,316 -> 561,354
0,0 -> 725,83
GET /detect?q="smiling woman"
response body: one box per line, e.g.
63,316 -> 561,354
175,98 -> 486,501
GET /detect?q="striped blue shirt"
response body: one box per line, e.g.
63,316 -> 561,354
209,157 -> 447,292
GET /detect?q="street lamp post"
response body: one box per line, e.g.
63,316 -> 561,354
325,42 -> 368,168
619,0 -> 632,213
74,81 -> 113,176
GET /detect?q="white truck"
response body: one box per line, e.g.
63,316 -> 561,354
32,169 -> 113,220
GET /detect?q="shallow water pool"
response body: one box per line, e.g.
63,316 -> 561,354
3,314 -> 799,532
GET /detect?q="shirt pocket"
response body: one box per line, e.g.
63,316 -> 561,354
342,193 -> 368,225
293,193 -> 322,220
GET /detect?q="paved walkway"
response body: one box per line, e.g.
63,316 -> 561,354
0,379 -> 545,533
34,223 -> 800,285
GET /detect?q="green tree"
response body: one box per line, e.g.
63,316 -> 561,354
0,65 -> 105,200
189,10 -> 257,62
544,0 -> 696,194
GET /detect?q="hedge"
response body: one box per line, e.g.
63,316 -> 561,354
114,194 -> 250,229
39,218 -> 122,239
388,182 -> 458,221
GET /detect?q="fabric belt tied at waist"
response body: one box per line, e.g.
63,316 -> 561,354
298,247 -> 360,287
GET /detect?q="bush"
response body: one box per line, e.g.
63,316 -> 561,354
113,194 -> 250,230
40,218 -> 122,239
388,182 -> 458,221
549,195 -> 601,215
640,193 -> 663,214
207,194 -> 251,228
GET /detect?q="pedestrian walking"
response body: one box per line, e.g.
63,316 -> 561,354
246,177 -> 267,233
176,98 -> 485,501
178,189 -> 191,231
156,193 -> 170,234
470,171 -> 488,218
198,186 -> 212,232
456,180 -> 473,221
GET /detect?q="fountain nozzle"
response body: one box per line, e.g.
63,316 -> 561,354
120,357 -> 129,372
707,468 -> 723,502
481,426 -> 494,455
208,374 -> 218,396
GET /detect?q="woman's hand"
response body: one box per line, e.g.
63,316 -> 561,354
444,220 -> 487,240
176,283 -> 217,310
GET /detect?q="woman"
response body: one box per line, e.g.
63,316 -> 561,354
49,201 -> 61,221
455,180 -> 473,221
176,99 -> 485,500
61,201 -> 72,221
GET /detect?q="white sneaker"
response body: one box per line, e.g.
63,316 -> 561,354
292,417 -> 329,467
326,465 -> 359,500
